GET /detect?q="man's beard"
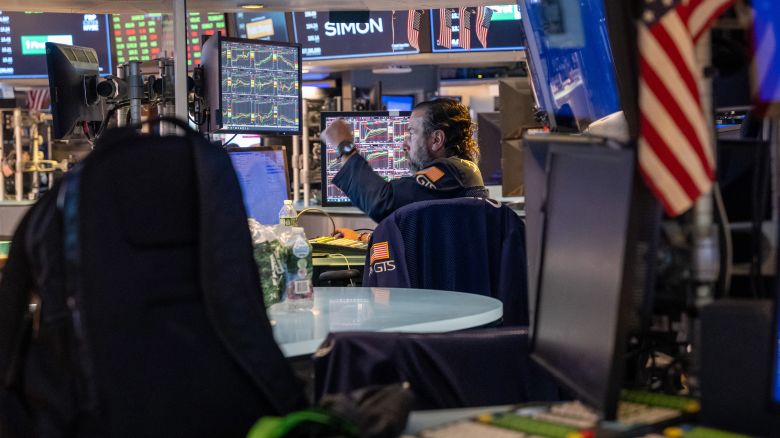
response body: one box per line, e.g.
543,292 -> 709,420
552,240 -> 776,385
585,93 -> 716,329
408,147 -> 434,172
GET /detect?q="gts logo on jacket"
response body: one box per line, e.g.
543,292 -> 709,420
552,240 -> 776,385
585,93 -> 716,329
370,260 -> 396,274
324,18 -> 383,36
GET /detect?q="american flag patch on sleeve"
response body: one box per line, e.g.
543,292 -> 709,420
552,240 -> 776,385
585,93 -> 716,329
370,241 -> 390,264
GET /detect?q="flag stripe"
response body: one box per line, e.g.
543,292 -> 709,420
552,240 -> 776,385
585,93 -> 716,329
640,112 -> 703,200
640,59 -> 713,180
642,23 -> 713,169
638,141 -> 692,215
687,0 -> 735,40
640,76 -> 712,189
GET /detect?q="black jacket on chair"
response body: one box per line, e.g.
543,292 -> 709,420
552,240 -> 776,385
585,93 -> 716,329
0,127 -> 306,437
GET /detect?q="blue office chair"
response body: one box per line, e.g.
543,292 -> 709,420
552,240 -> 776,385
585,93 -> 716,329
362,197 -> 529,326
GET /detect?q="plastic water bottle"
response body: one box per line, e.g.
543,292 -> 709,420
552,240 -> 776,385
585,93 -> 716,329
278,200 -> 297,226
284,227 -> 313,310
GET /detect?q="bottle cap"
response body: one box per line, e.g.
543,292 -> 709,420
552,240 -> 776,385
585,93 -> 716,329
284,200 -> 293,205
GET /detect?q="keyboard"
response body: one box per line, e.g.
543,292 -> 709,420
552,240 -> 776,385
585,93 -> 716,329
309,236 -> 368,256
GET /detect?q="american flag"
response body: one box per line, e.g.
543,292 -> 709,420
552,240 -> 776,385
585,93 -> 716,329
475,6 -> 493,48
407,10 -> 423,51
370,241 -> 390,264
459,7 -> 471,50
26,88 -> 50,111
638,0 -> 734,216
438,8 -> 453,49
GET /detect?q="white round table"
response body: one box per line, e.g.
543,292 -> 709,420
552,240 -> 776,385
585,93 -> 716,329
268,287 -> 503,357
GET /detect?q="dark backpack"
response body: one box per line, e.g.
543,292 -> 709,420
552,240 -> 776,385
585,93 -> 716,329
0,118 -> 306,437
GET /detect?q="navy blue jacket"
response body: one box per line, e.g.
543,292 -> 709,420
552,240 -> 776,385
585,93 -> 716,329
332,154 -> 488,222
362,197 -> 529,326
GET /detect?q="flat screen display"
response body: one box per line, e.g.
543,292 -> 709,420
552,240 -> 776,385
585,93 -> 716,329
320,111 -> 412,206
430,5 -> 524,52
518,0 -> 620,130
0,11 -> 112,78
751,0 -> 780,108
233,12 -> 289,42
292,10 -> 420,59
227,146 -> 289,225
219,37 -> 301,134
382,95 -> 414,111
188,12 -> 226,68
111,13 -> 167,65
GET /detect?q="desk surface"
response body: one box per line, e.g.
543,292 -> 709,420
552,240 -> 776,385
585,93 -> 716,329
268,287 -> 503,357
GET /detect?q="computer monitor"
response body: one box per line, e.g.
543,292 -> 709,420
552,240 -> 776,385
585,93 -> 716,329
518,0 -> 621,131
476,112 -> 502,185
200,34 -> 302,135
227,146 -> 290,225
0,12 -> 112,79
529,136 -> 660,420
751,0 -> 780,112
320,111 -> 412,206
230,12 -> 290,42
381,95 -> 414,111
46,42 -> 106,140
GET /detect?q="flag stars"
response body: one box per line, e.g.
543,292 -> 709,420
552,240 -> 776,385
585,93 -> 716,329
662,0 -> 674,5
644,10 -> 656,23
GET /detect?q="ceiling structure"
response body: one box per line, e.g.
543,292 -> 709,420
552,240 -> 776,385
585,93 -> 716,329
0,0 -> 499,14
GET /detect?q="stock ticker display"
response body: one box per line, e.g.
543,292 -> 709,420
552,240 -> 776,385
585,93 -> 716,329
111,14 -> 166,64
323,113 -> 412,204
220,39 -> 300,132
0,12 -> 112,78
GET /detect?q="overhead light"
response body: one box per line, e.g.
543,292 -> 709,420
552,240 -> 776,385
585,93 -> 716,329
301,68 -> 310,73
239,3 -> 265,9
371,66 -> 412,74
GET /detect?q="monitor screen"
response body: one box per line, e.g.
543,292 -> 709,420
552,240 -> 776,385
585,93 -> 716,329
228,146 -> 290,225
233,12 -> 289,42
430,5 -> 524,52
381,95 -> 414,111
320,111 -> 412,206
0,12 -> 112,78
530,139 -> 635,419
292,10 -> 420,59
518,0 -> 621,130
188,12 -> 226,69
111,13 -> 168,65
751,0 -> 780,108
201,35 -> 302,135
476,112 -> 502,186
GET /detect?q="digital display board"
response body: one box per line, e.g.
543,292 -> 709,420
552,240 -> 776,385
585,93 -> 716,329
430,5 -> 524,52
188,12 -> 226,68
320,111 -> 412,206
219,38 -> 301,133
233,12 -> 289,42
111,13 -> 168,65
0,11 -> 112,78
292,10 -> 420,59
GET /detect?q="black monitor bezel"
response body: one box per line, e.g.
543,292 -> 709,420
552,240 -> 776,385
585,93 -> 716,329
46,42 -> 105,140
527,135 -> 640,421
771,217 -> 780,413
319,110 -> 412,207
215,35 -> 302,135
